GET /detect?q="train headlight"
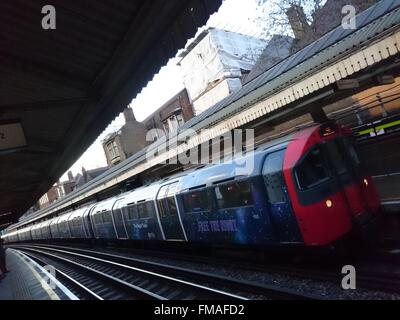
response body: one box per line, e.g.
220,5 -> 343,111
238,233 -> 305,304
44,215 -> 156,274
363,178 -> 369,187
326,199 -> 333,208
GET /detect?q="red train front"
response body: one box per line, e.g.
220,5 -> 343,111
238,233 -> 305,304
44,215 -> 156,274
284,122 -> 381,246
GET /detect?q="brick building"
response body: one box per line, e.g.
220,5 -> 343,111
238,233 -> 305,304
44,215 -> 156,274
102,107 -> 149,166
143,88 -> 194,140
37,185 -> 58,209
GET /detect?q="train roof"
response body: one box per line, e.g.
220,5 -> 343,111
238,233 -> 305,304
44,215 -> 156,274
91,196 -> 121,214
68,205 -> 91,220
41,219 -> 53,228
58,212 -> 74,223
174,131 -> 301,192
119,183 -> 162,205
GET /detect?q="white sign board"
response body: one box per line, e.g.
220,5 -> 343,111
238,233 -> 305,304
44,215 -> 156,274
0,122 -> 27,151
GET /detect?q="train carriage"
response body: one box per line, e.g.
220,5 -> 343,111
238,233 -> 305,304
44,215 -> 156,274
116,185 -> 163,241
2,123 -> 381,248
19,227 -> 31,242
49,217 -> 61,239
40,220 -> 52,240
29,224 -> 40,241
174,144 -> 302,246
90,197 -> 120,240
57,213 -> 73,239
67,206 -> 93,239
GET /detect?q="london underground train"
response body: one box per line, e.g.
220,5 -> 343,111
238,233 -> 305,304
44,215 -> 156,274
2,122 -> 381,247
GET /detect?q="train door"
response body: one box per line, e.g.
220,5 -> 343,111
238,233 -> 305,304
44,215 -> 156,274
156,183 -> 186,241
111,200 -> 129,239
83,207 -> 95,238
263,149 -> 302,243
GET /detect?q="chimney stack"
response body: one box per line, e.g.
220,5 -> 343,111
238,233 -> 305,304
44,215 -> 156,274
286,5 -> 311,40
82,167 -> 88,183
67,171 -> 73,181
123,107 -> 136,123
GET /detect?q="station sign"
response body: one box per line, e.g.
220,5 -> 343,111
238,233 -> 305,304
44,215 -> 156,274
0,120 -> 27,152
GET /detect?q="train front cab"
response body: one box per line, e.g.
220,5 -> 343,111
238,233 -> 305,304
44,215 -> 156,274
283,123 -> 381,246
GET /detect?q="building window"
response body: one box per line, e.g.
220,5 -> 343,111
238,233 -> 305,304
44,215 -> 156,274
106,140 -> 120,160
163,112 -> 185,134
176,113 -> 184,126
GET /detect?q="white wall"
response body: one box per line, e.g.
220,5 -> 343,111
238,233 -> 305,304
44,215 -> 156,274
179,29 -> 266,114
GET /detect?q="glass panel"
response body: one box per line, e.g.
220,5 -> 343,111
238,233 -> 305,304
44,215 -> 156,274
102,211 -> 112,223
182,189 -> 212,213
157,200 -> 167,218
264,150 -> 286,203
167,197 -> 178,215
112,141 -> 120,157
94,213 -> 103,224
326,141 -> 348,175
137,202 -> 155,219
215,181 -> 254,209
342,137 -> 361,169
146,202 -> 156,218
295,147 -> 330,190
125,205 -> 138,220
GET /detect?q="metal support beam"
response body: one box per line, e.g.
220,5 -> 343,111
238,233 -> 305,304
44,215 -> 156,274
0,52 -> 90,92
309,107 -> 329,123
0,97 -> 94,113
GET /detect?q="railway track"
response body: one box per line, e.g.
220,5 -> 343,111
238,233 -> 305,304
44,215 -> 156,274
10,244 -> 320,300
13,242 -> 400,297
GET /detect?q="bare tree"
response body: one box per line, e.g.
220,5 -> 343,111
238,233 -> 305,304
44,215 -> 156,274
253,0 -> 325,40
253,0 -> 378,51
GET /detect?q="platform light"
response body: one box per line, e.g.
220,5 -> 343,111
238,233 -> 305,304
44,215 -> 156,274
326,199 -> 333,208
363,178 -> 369,187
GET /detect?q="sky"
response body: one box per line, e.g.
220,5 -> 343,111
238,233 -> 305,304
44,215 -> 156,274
60,0 -> 269,181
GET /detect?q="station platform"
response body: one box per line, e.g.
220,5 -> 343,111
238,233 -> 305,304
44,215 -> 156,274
0,249 -> 78,300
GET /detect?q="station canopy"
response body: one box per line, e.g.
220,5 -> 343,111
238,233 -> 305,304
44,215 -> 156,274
0,0 -> 222,228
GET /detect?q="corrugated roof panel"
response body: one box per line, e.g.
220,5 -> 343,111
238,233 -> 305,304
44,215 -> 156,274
180,1 -> 400,134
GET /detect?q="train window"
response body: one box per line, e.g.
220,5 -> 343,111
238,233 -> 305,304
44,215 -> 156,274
342,137 -> 361,170
263,150 -> 286,203
102,211 -> 112,223
126,205 -> 138,220
295,147 -> 330,190
325,141 -> 348,175
137,202 -> 154,219
157,199 -> 168,218
215,181 -> 254,209
182,189 -> 212,213
94,213 -> 103,224
167,197 -> 178,215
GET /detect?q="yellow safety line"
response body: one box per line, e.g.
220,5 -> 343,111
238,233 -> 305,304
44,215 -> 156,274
11,249 -> 60,300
